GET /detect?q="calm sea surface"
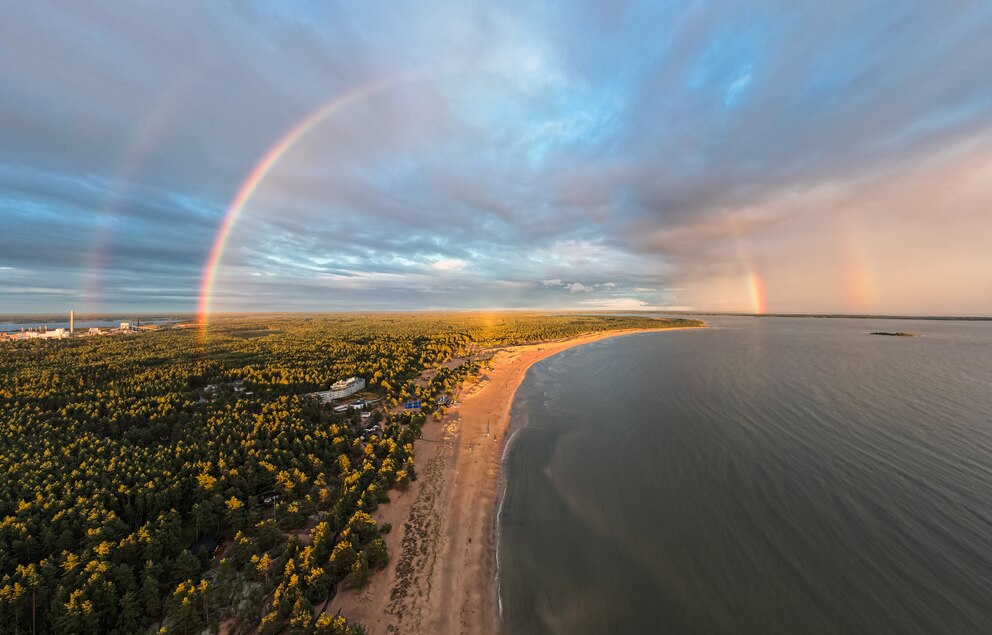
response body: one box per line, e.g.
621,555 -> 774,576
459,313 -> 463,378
497,317 -> 992,634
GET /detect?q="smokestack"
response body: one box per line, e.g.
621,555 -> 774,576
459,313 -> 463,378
70,309 -> 74,334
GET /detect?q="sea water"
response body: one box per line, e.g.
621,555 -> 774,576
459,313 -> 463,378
497,316 -> 992,634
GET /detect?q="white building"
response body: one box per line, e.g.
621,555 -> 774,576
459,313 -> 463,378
120,322 -> 131,331
330,376 -> 365,398
8,329 -> 63,340
311,376 -> 366,403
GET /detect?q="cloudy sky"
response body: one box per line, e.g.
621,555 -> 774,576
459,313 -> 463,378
2,1 -> 991,315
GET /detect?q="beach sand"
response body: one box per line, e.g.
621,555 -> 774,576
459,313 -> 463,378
330,327 -> 697,634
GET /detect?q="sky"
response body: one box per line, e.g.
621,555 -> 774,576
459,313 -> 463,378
2,1 -> 991,316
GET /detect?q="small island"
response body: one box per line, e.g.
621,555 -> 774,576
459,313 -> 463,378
870,331 -> 918,337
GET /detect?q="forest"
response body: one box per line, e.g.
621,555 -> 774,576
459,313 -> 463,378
0,313 -> 699,633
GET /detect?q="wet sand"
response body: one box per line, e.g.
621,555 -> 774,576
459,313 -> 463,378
330,327 -> 697,634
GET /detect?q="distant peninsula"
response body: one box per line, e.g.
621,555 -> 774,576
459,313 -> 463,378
870,331 -> 918,337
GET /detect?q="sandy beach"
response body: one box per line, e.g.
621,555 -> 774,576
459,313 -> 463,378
330,326 -> 697,634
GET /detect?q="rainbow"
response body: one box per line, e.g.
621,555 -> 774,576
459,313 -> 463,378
84,69 -> 202,314
839,210 -> 874,312
723,212 -> 768,314
747,270 -> 767,315
197,76 -> 405,334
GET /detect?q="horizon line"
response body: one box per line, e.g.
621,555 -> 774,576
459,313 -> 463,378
2,309 -> 991,322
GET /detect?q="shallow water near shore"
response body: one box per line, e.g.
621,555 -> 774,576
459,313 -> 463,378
497,316 -> 992,634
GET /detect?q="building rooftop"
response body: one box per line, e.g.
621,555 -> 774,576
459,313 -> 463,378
331,376 -> 363,390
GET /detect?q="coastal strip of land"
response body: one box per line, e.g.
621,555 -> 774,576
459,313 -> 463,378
330,325 -> 701,634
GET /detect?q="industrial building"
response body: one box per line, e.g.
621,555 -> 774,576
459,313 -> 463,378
1,309 -> 145,342
29,328 -> 69,339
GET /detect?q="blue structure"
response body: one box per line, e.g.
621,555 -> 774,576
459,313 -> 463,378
403,400 -> 422,410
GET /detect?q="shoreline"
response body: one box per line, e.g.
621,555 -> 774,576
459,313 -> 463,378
331,325 -> 702,634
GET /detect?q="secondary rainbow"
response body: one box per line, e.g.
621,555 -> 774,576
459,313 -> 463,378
197,77 -> 404,332
723,211 -> 768,314
85,69 -> 202,314
747,270 -> 767,315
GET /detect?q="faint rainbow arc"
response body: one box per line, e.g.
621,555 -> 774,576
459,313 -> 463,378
838,209 -> 874,312
85,68 -> 202,313
723,212 -> 767,314
197,76 -> 404,332
748,270 -> 767,315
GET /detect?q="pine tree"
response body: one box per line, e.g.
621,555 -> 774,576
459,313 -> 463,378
289,595 -> 314,634
349,554 -> 369,588
140,572 -> 160,623
117,590 -> 141,634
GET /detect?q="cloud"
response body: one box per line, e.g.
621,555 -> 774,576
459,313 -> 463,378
431,258 -> 469,272
1,2 -> 991,314
670,132 -> 992,314
577,297 -> 650,310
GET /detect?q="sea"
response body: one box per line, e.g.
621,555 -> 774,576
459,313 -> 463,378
497,316 -> 992,634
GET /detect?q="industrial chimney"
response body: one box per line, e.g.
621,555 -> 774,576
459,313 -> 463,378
70,309 -> 74,334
